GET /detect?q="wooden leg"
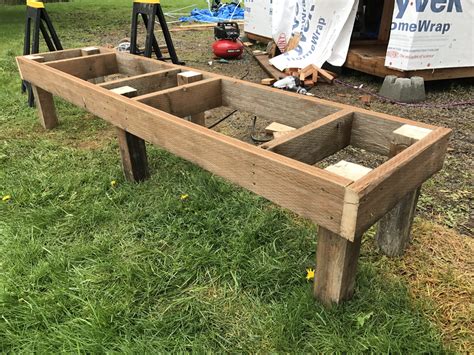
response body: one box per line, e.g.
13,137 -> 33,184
31,86 -> 58,129
375,188 -> 421,257
117,128 -> 150,182
375,124 -> 431,257
110,86 -> 149,182
314,227 -> 362,306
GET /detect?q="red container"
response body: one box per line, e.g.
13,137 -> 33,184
212,39 -> 244,59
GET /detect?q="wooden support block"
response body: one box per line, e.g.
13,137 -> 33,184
273,131 -> 291,139
314,227 -> 362,305
375,124 -> 432,256
177,71 -> 206,126
110,86 -> 137,98
261,78 -> 276,86
32,86 -> 58,129
113,86 -> 150,182
81,46 -> 100,56
265,122 -> 296,134
325,160 -> 372,181
24,55 -> 45,62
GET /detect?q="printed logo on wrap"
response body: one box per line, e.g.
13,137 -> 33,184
270,0 -> 359,71
386,0 -> 473,70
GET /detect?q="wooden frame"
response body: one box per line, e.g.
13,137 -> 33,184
17,47 -> 451,305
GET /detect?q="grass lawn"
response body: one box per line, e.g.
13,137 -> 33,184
0,0 -> 472,352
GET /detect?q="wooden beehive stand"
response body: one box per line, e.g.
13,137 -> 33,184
17,47 -> 451,306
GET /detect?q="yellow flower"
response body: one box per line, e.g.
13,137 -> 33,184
306,268 -> 315,281
110,180 -> 117,188
180,194 -> 189,201
2,195 -> 11,202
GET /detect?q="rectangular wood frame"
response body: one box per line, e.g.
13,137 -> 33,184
17,47 -> 451,305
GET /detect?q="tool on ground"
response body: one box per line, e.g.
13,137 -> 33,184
22,0 -> 63,107
273,76 -> 308,95
130,0 -> 184,65
212,22 -> 244,59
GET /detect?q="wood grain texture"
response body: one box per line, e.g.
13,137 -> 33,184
352,128 -> 451,234
314,227 -> 362,306
177,71 -> 206,126
31,85 -> 58,129
378,0 -> 395,42
98,69 -> 181,95
221,80 -> 340,128
375,125 -> 428,256
46,53 -> 118,80
115,54 -> 171,75
17,49 -> 451,242
375,189 -> 420,256
17,57 -> 351,234
264,110 -> 353,165
345,43 -> 474,81
134,78 -> 222,118
117,128 -> 150,182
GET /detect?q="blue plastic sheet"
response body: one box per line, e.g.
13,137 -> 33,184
179,4 -> 244,23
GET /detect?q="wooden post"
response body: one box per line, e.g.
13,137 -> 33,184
32,85 -> 58,129
177,71 -> 206,126
24,55 -> 59,129
111,86 -> 150,182
375,124 -> 432,256
314,227 -> 362,306
314,160 -> 371,305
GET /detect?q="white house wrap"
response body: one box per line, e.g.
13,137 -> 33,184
385,0 -> 474,70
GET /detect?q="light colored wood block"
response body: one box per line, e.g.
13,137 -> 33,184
110,86 -> 138,98
325,160 -> 372,181
265,122 -> 296,134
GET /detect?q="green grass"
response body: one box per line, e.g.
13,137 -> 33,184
0,0 -> 448,352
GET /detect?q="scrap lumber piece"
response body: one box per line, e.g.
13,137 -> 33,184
375,124 -> 432,256
312,65 -> 335,83
265,122 -> 295,134
261,78 -> 276,86
112,86 -> 150,182
253,52 -> 285,80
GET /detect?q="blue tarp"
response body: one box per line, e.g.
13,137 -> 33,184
179,4 -> 244,23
